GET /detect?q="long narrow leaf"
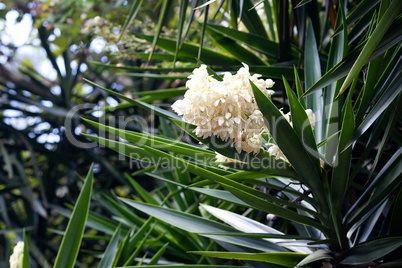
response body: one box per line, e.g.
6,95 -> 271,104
207,24 -> 279,58
118,0 -> 143,41
344,69 -> 402,150
98,225 -> 121,268
339,0 -> 402,95
304,20 -> 323,147
53,165 -> 93,268
148,0 -> 170,62
251,80 -> 328,214
120,200 -> 287,252
189,251 -> 307,266
23,231 -> 30,268
302,22 -> 402,97
341,237 -> 402,265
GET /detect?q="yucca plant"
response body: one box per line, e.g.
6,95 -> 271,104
9,0 -> 400,267
71,0 -> 402,267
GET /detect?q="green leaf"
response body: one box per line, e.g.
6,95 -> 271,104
339,0 -> 402,95
141,146 -> 322,222
303,22 -> 402,97
294,67 -> 306,108
98,225 -> 121,268
369,96 -> 401,178
53,165 -> 93,268
198,3 -> 209,60
120,199 -> 287,252
82,118 -> 215,160
200,204 -> 313,254
83,79 -> 181,120
345,148 -> 402,229
196,59 -> 223,81
181,0 -> 199,45
206,27 -> 268,66
283,76 -> 319,170
341,237 -> 402,264
219,182 -> 326,232
173,0 -> 189,66
295,0 -> 312,8
86,128 -> 324,230
123,220 -> 155,266
82,134 -> 153,162
263,0 -> 277,42
330,95 -> 354,249
249,66 -> 303,81
332,0 -> 380,36
251,80 -> 328,214
198,232 -> 319,240
389,188 -> 402,240
136,33 -> 239,66
344,68 -> 402,150
189,187 -> 249,206
23,231 -> 30,268
125,173 -> 160,205
206,23 -> 279,58
296,249 -> 332,266
118,73 -> 189,79
355,201 -> 387,244
323,2 -> 347,163
349,100 -> 396,181
195,0 -> 215,9
0,141 -> 13,178
85,88 -> 188,113
148,0 -> 170,62
54,204 -> 123,237
347,7 -> 377,45
355,44 -> 401,127
118,0 -> 143,41
121,264 -> 239,268
189,251 -> 307,266
304,19 -> 323,146
148,242 -> 169,265
232,0 -> 268,38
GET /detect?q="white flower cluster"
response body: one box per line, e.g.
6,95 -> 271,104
172,64 -> 275,154
9,242 -> 24,268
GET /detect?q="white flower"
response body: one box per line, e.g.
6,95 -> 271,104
267,144 -> 288,162
280,109 -> 315,130
305,109 -> 316,130
172,63 -> 275,154
9,242 -> 24,268
94,16 -> 102,26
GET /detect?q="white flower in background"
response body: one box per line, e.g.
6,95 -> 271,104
172,63 -> 275,154
93,16 -> 102,26
281,109 -> 315,130
215,153 -> 246,170
305,109 -> 316,130
9,242 -> 24,268
267,109 -> 316,162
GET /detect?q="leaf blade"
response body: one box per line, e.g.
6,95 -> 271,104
53,165 -> 94,268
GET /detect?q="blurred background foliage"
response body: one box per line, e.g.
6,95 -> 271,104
0,0 -> 165,266
0,0 -> 401,267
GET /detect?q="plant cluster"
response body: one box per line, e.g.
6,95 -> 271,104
1,0 -> 401,267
